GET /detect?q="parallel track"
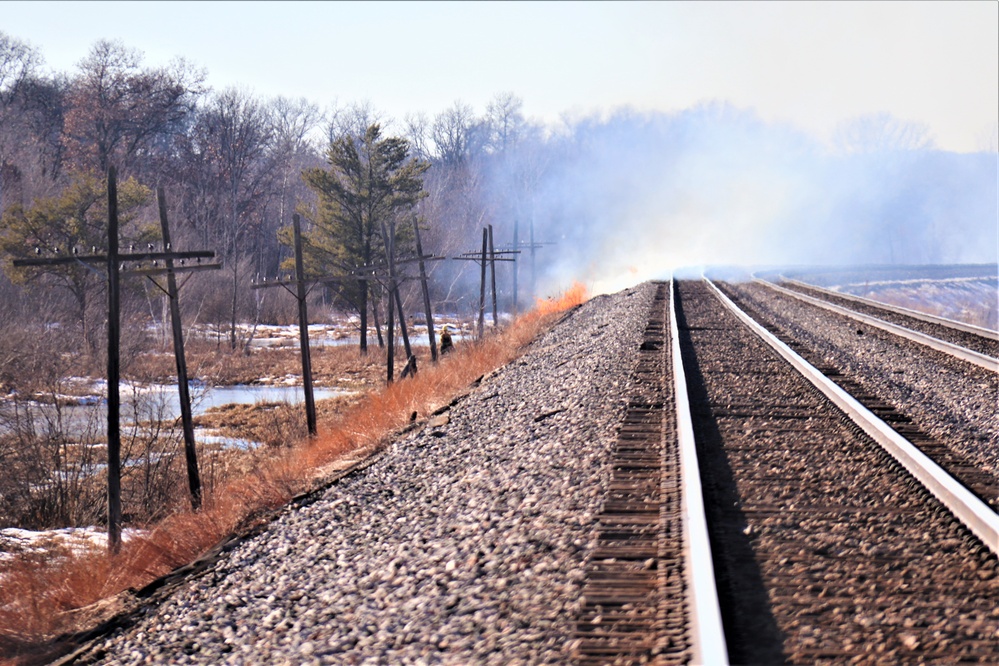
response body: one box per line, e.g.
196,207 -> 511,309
752,279 -> 998,372
675,279 -> 998,664
772,277 -> 999,356
719,280 -> 999,514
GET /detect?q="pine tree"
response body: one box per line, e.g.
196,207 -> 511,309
296,124 -> 429,353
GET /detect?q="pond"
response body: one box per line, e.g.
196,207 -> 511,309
0,383 -> 352,438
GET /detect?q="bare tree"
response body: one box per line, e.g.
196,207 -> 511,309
833,112 -> 936,154
485,92 -> 525,154
188,88 -> 277,349
0,31 -> 44,212
62,39 -> 204,177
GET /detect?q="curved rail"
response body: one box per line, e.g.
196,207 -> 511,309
776,276 -> 999,341
670,278 -> 728,665
706,278 -> 999,557
754,278 -> 999,373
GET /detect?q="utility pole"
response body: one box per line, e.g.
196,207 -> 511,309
453,227 -> 515,339
478,227 -> 487,338
412,216 -> 438,362
254,219 -> 443,393
106,167 -> 122,553
252,214 -> 317,435
488,225 -> 498,328
156,187 -> 205,510
293,215 -> 317,436
14,167 -> 220,553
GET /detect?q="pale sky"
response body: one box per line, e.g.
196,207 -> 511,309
3,1 -> 997,152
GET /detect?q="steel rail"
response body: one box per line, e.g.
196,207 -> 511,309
705,278 -> 999,557
773,276 -> 999,341
753,278 -> 999,373
669,278 -> 729,665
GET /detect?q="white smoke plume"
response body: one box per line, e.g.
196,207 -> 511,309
479,103 -> 998,296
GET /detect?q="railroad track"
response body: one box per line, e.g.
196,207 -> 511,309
718,279 -> 999,513
673,278 -> 997,664
754,277 -> 999,370
575,277 -> 996,664
773,277 -> 999,351
573,283 -> 725,665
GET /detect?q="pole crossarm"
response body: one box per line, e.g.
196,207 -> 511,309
14,250 -> 216,268
453,254 -> 515,262
251,256 -> 444,290
122,263 -> 222,278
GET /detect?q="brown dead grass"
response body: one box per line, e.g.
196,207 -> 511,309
0,285 -> 588,664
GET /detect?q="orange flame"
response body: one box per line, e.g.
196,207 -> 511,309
534,281 -> 589,315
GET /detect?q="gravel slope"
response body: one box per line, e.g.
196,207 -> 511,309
86,283 -> 657,665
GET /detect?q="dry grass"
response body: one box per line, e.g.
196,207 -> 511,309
0,284 -> 588,664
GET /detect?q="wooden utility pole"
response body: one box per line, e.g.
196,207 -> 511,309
157,187 -> 202,511
453,227 -> 515,339
293,215 -> 317,436
380,218 -> 415,383
502,218 -> 555,310
488,225 -> 498,329
478,228 -> 487,338
512,219 -> 519,317
106,167 -> 123,553
384,223 -> 396,384
251,214 -> 317,436
257,226 -> 441,387
14,168 -> 220,553
412,216 -> 438,362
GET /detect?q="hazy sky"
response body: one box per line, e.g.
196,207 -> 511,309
3,1 -> 997,152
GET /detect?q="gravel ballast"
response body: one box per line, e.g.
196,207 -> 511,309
86,283 -> 658,665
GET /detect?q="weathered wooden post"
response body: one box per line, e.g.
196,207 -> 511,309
478,227 -> 487,339
106,166 -> 123,554
453,233 -> 514,338
412,216 -> 438,362
512,219 -> 519,317
488,224 -> 498,328
293,214 -> 317,436
380,218 -> 414,383
157,187 -> 202,510
385,263 -> 395,383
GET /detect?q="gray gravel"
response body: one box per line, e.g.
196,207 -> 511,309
88,283 -> 657,665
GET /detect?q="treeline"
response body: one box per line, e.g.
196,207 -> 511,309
3,32 -> 997,372
0,34 -> 552,371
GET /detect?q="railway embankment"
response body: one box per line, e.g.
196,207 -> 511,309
69,283 -> 658,665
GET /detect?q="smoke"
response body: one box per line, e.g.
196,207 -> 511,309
481,103 -> 998,296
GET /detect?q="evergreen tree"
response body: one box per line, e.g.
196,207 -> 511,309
297,124 -> 428,353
